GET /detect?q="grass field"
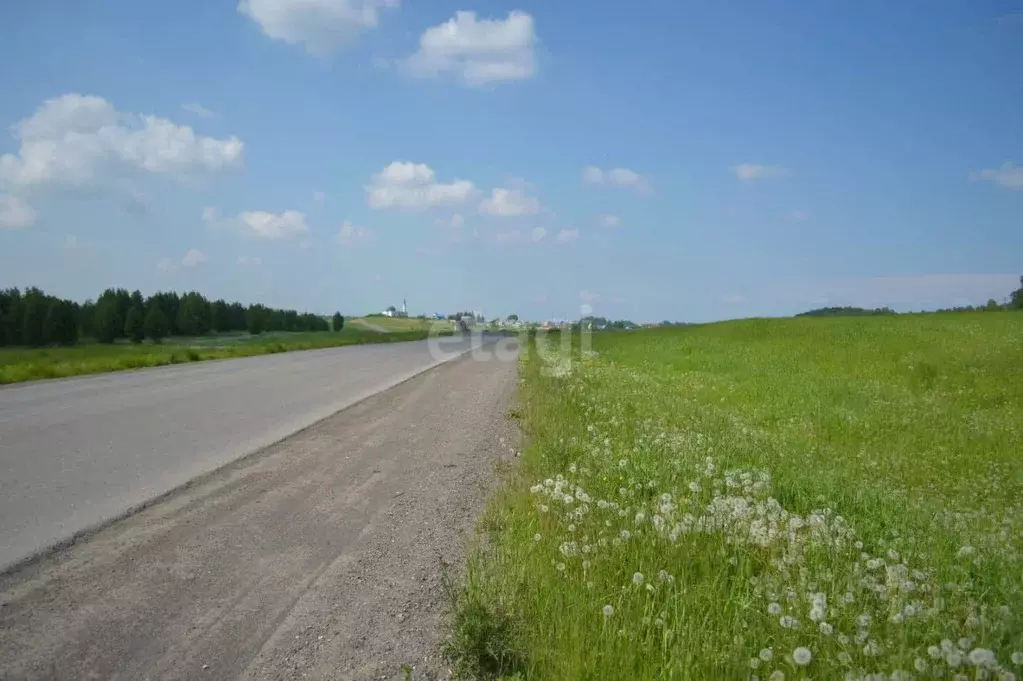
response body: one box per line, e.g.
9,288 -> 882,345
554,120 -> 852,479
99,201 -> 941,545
353,316 -> 453,333
0,327 -> 439,385
446,313 -> 1023,680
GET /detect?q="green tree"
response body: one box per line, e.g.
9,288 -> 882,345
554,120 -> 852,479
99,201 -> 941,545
212,299 -> 230,333
507,314 -> 519,321
130,289 -> 146,317
176,292 -> 212,336
332,312 -> 344,331
0,288 -> 24,346
144,305 -> 170,344
21,288 -> 48,347
125,306 -> 145,343
246,305 -> 266,335
1010,276 -> 1023,310
94,298 -> 121,344
44,299 -> 79,346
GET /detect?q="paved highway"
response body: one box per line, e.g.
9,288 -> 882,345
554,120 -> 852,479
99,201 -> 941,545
0,334 -> 490,571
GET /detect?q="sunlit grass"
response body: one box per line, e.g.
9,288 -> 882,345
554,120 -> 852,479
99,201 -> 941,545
0,328 -> 442,384
447,313 -> 1023,680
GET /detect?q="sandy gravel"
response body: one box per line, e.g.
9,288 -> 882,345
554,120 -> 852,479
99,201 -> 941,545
0,350 -> 519,680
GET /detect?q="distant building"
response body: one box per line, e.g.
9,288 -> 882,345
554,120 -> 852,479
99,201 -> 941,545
383,299 -> 409,318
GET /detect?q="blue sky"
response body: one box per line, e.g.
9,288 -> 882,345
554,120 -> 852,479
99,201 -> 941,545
1,0 -> 1020,323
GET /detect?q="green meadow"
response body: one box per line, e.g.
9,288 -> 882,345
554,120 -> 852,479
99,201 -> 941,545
446,313 -> 1023,680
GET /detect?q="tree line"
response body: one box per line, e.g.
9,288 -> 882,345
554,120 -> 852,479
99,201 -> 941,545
798,277 -> 1023,317
0,287 -> 345,347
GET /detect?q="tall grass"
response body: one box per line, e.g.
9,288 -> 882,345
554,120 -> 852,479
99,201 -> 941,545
0,328 -> 443,384
447,313 -> 1023,680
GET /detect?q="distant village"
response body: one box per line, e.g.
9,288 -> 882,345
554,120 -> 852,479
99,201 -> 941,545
374,299 -> 652,331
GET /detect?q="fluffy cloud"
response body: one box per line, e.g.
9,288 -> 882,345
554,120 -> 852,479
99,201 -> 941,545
237,210 -> 309,238
182,249 -> 209,267
597,213 -> 621,228
732,163 -> 789,181
0,194 -> 37,228
405,11 -> 537,86
366,161 -> 475,211
0,94 -> 244,193
238,0 -> 398,55
973,162 -> 1023,190
479,187 -> 541,216
582,166 -> 651,194
336,219 -> 372,247
556,228 -> 580,243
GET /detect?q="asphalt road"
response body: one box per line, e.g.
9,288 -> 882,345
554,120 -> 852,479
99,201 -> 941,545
0,346 -> 520,680
0,334 -> 497,571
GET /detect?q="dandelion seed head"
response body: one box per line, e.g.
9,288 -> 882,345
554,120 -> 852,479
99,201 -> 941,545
632,572 -> 645,586
602,604 -> 614,617
792,647 -> 812,666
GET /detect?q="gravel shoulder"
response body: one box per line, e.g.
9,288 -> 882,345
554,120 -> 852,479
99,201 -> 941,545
0,350 -> 519,681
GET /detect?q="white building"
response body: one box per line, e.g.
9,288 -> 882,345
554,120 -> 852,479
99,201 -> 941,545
383,299 -> 409,318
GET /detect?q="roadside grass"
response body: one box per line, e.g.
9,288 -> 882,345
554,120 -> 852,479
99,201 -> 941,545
0,328 -> 443,385
446,313 -> 1023,680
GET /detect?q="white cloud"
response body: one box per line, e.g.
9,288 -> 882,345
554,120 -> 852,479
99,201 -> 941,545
973,162 -> 1023,190
732,163 -> 789,181
556,228 -> 580,243
237,209 -> 309,238
182,249 -> 209,267
0,194 -> 37,228
531,227 -> 547,242
582,166 -> 651,194
479,187 -> 541,216
597,213 -> 621,228
238,0 -> 398,55
336,219 -> 372,247
405,10 -> 537,86
0,94 -> 244,193
237,255 -> 262,265
182,102 -> 216,118
366,161 -> 475,211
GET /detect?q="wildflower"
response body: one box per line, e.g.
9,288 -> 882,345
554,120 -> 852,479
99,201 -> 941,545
657,569 -> 673,583
533,533 -> 541,542
915,658 -> 928,673
792,647 -> 812,666
837,651 -> 852,665
689,481 -> 701,493
620,529 -> 631,540
602,604 -> 614,617
635,512 -> 646,524
969,649 -> 996,667
863,640 -> 881,657
1013,652 -> 1023,665
819,622 -> 833,635
958,638 -> 972,651
779,615 -> 798,629
556,562 -> 566,572
567,524 -> 576,532
759,648 -> 774,662
767,602 -> 782,615
928,646 -> 942,659
947,651 -> 963,667
749,658 -> 761,669
632,572 -> 645,586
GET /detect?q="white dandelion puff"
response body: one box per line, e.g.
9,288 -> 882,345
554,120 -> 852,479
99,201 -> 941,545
759,648 -> 774,662
632,572 -> 645,586
768,602 -> 782,615
792,647 -> 812,666
602,604 -> 614,617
